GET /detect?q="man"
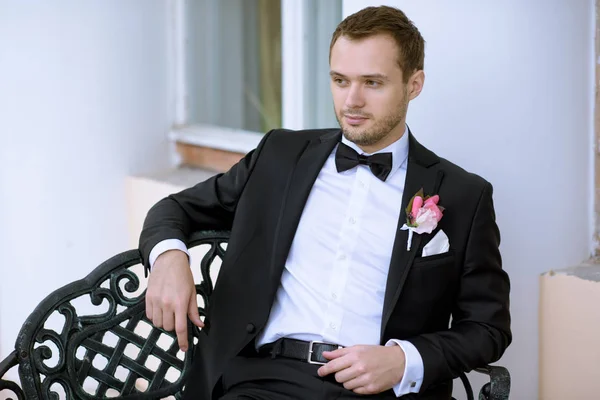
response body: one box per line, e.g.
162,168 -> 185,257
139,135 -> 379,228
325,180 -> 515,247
139,5 -> 511,400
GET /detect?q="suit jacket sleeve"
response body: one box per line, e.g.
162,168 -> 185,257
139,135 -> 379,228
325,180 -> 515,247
138,130 -> 272,271
407,182 -> 511,392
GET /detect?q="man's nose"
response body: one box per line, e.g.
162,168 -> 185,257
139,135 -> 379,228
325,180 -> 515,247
345,84 -> 365,109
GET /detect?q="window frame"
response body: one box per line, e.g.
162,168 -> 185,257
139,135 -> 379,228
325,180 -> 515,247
167,0 -> 341,155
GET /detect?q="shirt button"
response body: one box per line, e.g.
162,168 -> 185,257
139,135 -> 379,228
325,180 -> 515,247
338,254 -> 346,261
349,217 -> 356,224
329,322 -> 337,330
331,293 -> 337,299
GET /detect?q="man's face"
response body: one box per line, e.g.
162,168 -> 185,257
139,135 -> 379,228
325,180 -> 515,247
329,34 -> 421,151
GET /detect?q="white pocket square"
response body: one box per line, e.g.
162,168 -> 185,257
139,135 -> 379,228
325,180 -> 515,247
421,229 -> 450,257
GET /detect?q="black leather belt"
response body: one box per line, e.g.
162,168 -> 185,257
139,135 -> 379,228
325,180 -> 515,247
258,338 -> 343,365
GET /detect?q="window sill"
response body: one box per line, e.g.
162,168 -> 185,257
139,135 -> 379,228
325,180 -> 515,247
169,124 -> 263,172
169,124 -> 263,154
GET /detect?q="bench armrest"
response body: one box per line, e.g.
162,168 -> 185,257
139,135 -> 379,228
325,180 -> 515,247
474,365 -> 511,400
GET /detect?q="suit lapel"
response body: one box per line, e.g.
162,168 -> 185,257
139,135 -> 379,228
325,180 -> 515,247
381,132 -> 444,339
269,129 -> 342,283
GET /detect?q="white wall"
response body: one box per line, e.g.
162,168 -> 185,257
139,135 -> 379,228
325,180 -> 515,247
0,0 -> 171,369
0,1 -> 594,398
343,1 -> 594,398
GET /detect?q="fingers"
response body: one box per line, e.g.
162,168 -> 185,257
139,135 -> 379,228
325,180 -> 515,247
318,354 -> 353,377
342,374 -> 370,391
352,384 -> 379,396
322,347 -> 349,360
153,307 -> 163,329
320,358 -> 374,393
175,307 -> 189,352
334,364 -> 362,384
188,292 -> 205,328
145,297 -> 153,321
163,309 -> 175,332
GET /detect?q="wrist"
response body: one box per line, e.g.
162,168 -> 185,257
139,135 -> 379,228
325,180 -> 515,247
390,342 -> 405,357
154,249 -> 188,270
389,343 -> 406,380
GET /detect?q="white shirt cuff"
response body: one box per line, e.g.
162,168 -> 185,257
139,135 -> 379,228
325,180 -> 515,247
148,239 -> 190,269
385,339 -> 424,396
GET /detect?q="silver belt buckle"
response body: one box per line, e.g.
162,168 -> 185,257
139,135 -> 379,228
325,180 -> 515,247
307,341 -> 341,365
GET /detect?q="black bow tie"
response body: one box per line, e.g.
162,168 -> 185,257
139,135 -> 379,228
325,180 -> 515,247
335,142 -> 393,182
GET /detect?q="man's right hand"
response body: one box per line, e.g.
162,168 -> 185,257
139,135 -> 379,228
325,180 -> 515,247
145,250 -> 205,352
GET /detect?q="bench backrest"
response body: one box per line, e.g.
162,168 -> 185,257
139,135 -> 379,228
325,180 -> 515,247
0,230 -> 228,400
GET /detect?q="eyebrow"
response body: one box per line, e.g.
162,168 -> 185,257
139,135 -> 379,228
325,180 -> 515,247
329,71 -> 389,81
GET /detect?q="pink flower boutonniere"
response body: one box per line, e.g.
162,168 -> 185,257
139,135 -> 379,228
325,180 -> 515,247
400,188 -> 444,251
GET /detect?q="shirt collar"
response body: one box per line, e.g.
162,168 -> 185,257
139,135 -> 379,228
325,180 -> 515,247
340,124 -> 410,178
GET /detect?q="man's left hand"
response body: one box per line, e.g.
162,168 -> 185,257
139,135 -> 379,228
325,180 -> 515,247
317,345 -> 405,395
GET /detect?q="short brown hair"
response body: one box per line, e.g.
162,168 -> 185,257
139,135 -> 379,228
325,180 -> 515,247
329,6 -> 425,82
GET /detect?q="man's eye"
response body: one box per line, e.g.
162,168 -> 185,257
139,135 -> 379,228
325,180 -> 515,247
366,80 -> 380,87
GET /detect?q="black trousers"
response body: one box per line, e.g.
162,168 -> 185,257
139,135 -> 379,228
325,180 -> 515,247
219,354 -> 399,400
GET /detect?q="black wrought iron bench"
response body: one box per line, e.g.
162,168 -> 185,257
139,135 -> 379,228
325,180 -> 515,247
0,230 -> 510,400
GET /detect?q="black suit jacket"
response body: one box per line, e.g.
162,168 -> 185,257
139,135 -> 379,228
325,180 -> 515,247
139,128 -> 511,399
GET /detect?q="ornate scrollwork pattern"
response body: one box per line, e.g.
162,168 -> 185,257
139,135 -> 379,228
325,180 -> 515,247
0,351 -> 25,400
0,230 -> 229,399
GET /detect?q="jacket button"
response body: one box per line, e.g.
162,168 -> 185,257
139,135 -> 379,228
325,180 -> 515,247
246,323 -> 255,333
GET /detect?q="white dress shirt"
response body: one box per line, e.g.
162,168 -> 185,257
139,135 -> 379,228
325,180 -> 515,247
149,127 -> 424,396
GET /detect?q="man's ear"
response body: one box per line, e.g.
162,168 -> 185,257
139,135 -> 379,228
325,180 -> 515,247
408,70 -> 425,101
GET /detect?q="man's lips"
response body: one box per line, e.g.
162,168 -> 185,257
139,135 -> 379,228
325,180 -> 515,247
344,115 -> 368,124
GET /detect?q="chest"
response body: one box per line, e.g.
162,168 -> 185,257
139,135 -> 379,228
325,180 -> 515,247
288,155 -> 406,280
